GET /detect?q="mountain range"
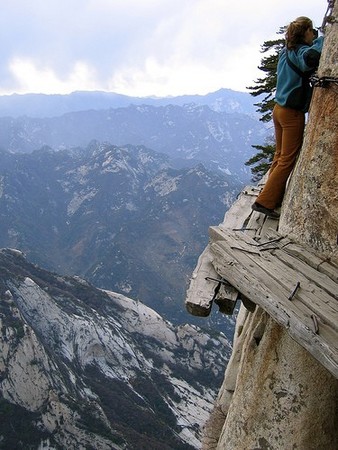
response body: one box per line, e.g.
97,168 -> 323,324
0,103 -> 266,183
0,89 -> 264,326
0,88 -> 262,448
0,142 -> 239,327
0,247 -> 231,449
0,88 -> 259,118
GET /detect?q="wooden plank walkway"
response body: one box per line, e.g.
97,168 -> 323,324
186,183 -> 338,378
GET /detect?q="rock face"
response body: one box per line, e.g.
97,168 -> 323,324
280,5 -> 338,257
203,307 -> 337,450
280,79 -> 338,256
0,248 -> 231,449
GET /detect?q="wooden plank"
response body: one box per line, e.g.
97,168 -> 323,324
185,184 -> 264,317
209,224 -> 338,355
212,225 -> 281,250
210,240 -> 294,306
246,248 -> 338,331
220,185 -> 260,232
243,210 -> 266,238
213,283 -> 239,315
185,244 -> 241,316
210,239 -> 338,378
210,227 -> 337,297
209,227 -> 338,321
185,245 -> 219,316
271,249 -> 338,301
258,215 -> 280,237
263,229 -> 338,283
282,243 -> 338,284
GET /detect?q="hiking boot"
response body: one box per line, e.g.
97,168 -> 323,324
251,202 -> 280,219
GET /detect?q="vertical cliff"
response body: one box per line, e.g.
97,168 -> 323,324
280,2 -> 338,256
200,4 -> 338,449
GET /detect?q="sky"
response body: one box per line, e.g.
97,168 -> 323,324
0,0 -> 326,98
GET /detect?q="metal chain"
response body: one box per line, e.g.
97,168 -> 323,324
320,0 -> 337,31
313,1 -> 338,89
311,75 -> 338,88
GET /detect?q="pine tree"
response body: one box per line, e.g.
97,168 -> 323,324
245,28 -> 286,180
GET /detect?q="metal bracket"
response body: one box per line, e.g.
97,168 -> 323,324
288,282 -> 300,301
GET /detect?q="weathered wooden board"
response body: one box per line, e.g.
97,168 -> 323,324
185,246 -> 219,316
282,243 -> 338,283
210,241 -> 338,377
258,214 -> 280,237
213,282 -> 239,315
209,226 -> 338,378
263,228 -> 338,283
186,180 -> 283,316
209,228 -> 338,310
220,185 -> 260,231
185,245 -> 242,316
185,185 -> 262,316
210,226 -> 338,303
272,249 -> 338,301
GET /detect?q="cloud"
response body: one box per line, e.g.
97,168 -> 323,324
0,0 -> 325,96
8,58 -> 98,94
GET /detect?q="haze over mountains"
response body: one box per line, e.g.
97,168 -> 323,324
0,88 -> 259,118
0,89 -> 266,184
0,88 -> 266,326
0,88 -> 265,448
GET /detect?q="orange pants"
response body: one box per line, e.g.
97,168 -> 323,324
256,104 -> 305,210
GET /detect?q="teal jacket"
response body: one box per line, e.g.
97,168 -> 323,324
275,36 -> 324,112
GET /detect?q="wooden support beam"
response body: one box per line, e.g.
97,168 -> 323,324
185,185 -> 263,317
220,185 -> 260,231
213,283 -> 238,315
185,246 -> 218,317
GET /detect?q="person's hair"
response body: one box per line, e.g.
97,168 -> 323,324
286,16 -> 313,49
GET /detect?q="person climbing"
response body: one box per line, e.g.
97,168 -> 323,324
252,16 -> 324,219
